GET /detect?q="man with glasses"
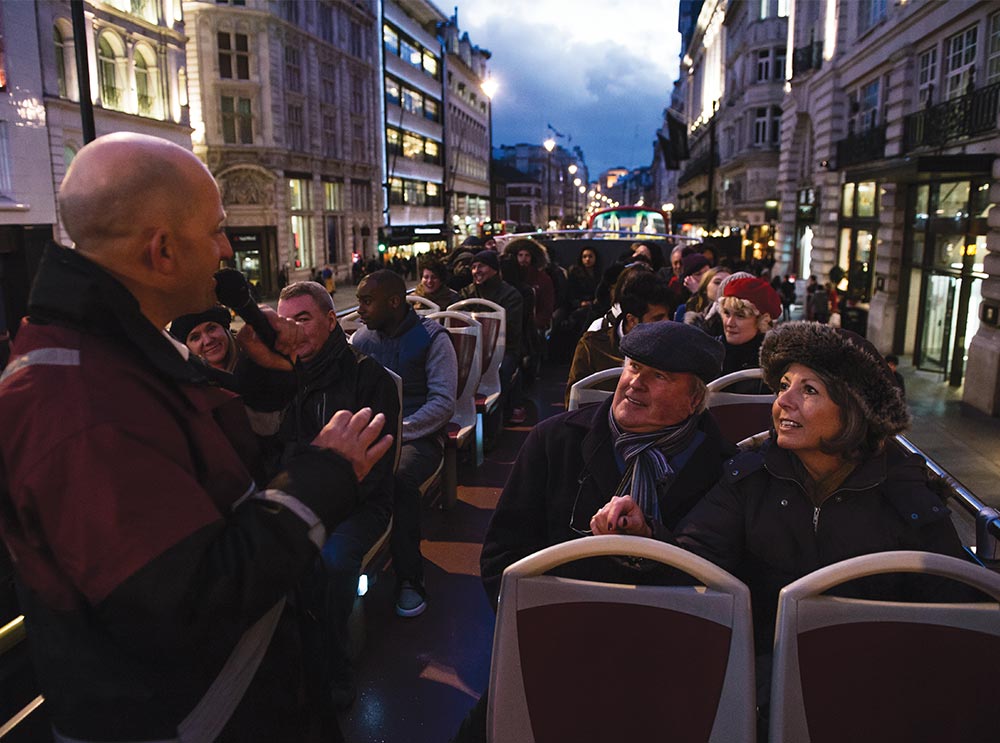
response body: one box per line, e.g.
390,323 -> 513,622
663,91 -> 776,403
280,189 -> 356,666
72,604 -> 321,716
481,321 -> 736,606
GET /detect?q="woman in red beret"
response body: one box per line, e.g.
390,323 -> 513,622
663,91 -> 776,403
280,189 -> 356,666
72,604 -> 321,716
716,276 -> 782,392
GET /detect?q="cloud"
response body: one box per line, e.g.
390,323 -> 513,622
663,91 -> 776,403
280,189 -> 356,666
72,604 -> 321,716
455,0 -> 681,175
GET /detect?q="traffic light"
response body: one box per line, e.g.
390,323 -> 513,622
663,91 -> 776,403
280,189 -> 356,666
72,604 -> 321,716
378,242 -> 387,253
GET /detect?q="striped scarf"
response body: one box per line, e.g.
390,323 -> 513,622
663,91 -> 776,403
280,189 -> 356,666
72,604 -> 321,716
608,409 -> 701,523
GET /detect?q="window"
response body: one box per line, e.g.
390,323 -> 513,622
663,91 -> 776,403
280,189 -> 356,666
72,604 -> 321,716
134,53 -> 152,115
348,19 -> 363,58
319,3 -> 334,44
770,105 -> 781,145
285,46 -> 301,92
54,26 -> 68,97
754,107 -> 769,144
858,79 -> 879,130
401,86 -> 423,115
352,119 -> 366,159
858,0 -> 887,33
422,51 -> 438,79
400,37 -> 421,68
774,46 -> 786,81
988,12 -> 1000,85
218,32 -> 249,80
351,181 -> 372,211
324,180 -> 344,210
777,0 -> 788,17
287,104 -> 304,151
760,0 -> 769,19
323,114 -> 338,158
385,76 -> 400,106
386,127 -> 402,156
383,25 -> 399,56
288,178 -> 312,270
277,0 -> 300,25
424,139 -> 440,165
350,73 -> 364,113
221,95 -> 253,143
945,25 -> 977,99
321,61 -> 336,104
918,48 -> 937,105
424,97 -> 439,122
756,49 -> 771,82
402,131 -> 423,159
97,36 -> 121,109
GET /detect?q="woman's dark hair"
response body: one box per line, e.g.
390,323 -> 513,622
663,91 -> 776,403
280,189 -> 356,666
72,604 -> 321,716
420,258 -> 449,282
780,363 -> 880,460
577,246 -> 600,270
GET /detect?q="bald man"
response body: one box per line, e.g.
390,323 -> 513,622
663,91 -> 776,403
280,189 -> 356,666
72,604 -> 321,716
0,133 -> 391,742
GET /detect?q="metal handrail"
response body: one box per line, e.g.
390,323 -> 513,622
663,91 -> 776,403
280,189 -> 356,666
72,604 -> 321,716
894,434 -> 1000,562
0,614 -> 25,655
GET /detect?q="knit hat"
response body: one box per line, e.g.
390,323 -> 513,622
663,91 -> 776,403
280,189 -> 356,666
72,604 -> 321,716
169,305 -> 232,343
449,249 -> 475,267
723,277 -> 782,319
760,322 -> 910,438
681,253 -> 710,278
471,250 -> 500,272
620,320 -> 725,383
461,235 -> 484,249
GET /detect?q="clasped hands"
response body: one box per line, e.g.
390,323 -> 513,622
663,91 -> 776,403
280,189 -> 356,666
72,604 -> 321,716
589,495 -> 653,538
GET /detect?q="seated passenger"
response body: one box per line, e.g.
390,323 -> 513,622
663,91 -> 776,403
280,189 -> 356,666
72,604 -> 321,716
482,320 -> 735,606
351,270 -> 458,617
414,259 -> 460,309
255,280 -> 400,712
169,305 -> 239,372
591,321 -> 975,672
717,276 -> 782,393
565,270 -> 672,407
671,253 -> 711,322
681,266 -> 732,335
504,237 -> 554,331
459,250 -> 524,423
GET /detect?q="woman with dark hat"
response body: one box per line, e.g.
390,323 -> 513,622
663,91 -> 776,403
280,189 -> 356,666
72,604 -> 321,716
674,322 -> 971,663
169,305 -> 239,372
414,258 -> 460,308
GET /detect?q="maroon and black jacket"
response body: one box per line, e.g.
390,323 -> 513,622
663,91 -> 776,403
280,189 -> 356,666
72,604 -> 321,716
0,244 -> 358,742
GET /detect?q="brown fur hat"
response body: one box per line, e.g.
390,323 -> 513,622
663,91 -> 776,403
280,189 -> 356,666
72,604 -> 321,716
760,321 -> 909,438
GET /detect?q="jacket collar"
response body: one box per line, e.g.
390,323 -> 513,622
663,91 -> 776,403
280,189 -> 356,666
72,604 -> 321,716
28,243 -> 207,386
763,438 -> 888,492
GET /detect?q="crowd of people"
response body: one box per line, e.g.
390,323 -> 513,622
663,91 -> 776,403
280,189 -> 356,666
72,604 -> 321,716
0,133 -> 981,743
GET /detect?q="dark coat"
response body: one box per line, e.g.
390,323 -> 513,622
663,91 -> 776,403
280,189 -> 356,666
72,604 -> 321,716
564,314 -> 623,407
480,398 -> 736,606
675,440 -> 974,654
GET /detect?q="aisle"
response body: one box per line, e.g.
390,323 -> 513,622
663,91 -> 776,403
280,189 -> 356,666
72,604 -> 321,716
339,365 -> 570,742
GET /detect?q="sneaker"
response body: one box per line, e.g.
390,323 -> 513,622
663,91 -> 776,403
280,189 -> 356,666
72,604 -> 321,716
395,581 -> 427,617
508,406 -> 528,425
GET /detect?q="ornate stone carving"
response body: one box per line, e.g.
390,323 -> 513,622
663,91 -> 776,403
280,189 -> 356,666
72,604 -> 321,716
220,169 -> 275,206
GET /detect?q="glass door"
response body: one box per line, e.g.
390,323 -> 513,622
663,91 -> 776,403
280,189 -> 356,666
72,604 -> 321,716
916,273 -> 957,374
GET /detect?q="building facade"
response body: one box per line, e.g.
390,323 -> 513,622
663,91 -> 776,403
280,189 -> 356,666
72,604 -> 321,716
777,0 -> 1000,411
495,142 -> 588,230
185,0 -> 382,295
675,0 -> 787,259
2,0 -> 189,333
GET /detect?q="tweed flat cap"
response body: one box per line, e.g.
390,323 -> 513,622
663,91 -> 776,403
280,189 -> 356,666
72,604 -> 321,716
472,250 -> 500,272
169,305 -> 232,343
620,320 -> 725,383
760,321 -> 909,437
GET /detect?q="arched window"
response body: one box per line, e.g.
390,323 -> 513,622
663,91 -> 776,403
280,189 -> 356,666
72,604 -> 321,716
133,45 -> 157,116
54,26 -> 68,97
97,35 -> 122,110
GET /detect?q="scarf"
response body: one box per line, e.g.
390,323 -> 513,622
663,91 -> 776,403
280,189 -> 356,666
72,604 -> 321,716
608,408 -> 701,523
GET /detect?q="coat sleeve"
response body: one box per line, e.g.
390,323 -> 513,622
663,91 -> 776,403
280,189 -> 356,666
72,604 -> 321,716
668,478 -> 749,575
480,424 -> 556,608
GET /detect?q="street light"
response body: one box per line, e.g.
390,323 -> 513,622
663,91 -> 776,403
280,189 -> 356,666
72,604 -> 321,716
543,137 -> 555,229
481,76 -> 498,224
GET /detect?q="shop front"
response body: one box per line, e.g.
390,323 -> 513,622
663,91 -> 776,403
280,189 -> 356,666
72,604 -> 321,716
225,227 -> 278,298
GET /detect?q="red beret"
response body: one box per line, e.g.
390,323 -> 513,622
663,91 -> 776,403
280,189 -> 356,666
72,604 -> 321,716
723,277 -> 782,319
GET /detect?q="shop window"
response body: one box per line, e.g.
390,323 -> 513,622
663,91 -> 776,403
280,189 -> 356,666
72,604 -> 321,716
856,182 -> 877,217
288,178 -> 312,270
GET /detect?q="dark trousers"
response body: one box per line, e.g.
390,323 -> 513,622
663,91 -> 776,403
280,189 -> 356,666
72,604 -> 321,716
391,435 -> 443,586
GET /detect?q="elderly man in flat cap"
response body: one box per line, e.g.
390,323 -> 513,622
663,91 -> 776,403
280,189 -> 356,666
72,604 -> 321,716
480,320 -> 737,605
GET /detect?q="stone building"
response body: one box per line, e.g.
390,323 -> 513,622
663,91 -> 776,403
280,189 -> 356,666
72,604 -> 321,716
1,0 -> 189,331
777,0 -> 1000,411
184,0 -> 382,294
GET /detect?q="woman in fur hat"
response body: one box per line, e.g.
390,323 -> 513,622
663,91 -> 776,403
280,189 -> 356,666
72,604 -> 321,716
590,321 -> 976,733
678,323 -> 969,665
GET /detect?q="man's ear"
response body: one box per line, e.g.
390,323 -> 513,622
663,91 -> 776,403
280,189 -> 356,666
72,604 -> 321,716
622,313 -> 639,335
326,308 -> 339,330
145,228 -> 176,275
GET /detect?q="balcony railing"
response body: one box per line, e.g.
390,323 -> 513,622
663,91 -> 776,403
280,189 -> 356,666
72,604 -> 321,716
678,150 -> 718,184
835,124 -> 886,169
903,81 -> 1000,152
792,41 -> 822,78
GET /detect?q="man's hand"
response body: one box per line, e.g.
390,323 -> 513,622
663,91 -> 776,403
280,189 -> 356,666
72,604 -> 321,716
235,306 -> 300,370
312,407 -> 394,481
589,495 -> 652,537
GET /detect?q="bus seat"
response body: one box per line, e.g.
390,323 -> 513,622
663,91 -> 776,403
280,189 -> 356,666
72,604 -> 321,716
706,368 -> 775,445
488,536 -> 755,743
406,294 -> 440,316
566,366 -> 622,411
770,550 -> 1000,743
